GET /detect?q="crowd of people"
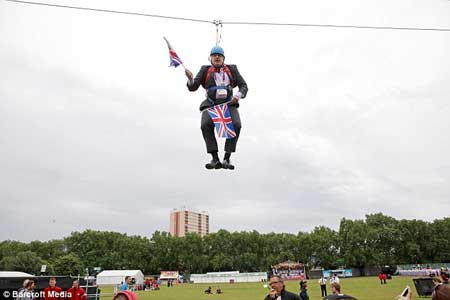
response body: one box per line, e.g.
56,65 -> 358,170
262,268 -> 450,300
316,275 -> 333,298
119,276 -> 163,292
263,275 -> 355,300
15,277 -> 86,300
143,277 -> 160,291
11,274 -> 182,300
10,268 -> 450,300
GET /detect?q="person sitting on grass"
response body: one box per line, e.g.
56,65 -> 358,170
205,286 -> 212,294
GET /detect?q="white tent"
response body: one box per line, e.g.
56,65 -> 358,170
190,271 -> 267,283
96,270 -> 144,285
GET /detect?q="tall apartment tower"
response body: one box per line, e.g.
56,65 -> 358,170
170,209 -> 209,237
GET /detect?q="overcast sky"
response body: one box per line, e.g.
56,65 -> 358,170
1,0 -> 449,242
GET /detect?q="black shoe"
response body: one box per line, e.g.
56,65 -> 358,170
222,159 -> 235,170
205,159 -> 222,169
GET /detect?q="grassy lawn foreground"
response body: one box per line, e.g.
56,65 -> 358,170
99,276 -> 428,300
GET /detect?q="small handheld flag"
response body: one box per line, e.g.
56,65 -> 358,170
207,103 -> 236,139
163,37 -> 184,68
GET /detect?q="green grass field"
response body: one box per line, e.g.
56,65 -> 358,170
98,276 -> 429,300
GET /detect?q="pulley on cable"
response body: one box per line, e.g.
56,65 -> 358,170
213,19 -> 223,46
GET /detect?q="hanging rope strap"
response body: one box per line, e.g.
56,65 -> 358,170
214,19 -> 223,46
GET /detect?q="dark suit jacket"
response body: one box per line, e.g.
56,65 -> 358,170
187,64 -> 248,111
265,289 -> 301,300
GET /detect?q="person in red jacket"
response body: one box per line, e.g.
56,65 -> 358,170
44,277 -> 63,300
67,280 -> 87,300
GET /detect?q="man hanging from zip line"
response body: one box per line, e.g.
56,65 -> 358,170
184,46 -> 248,170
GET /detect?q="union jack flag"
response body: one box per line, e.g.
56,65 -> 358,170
207,103 -> 236,139
164,37 -> 183,67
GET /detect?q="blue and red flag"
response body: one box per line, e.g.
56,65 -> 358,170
207,103 -> 236,139
164,37 -> 183,68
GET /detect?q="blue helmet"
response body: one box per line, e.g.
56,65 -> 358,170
210,46 -> 225,57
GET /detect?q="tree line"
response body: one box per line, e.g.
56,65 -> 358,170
1,213 -> 449,276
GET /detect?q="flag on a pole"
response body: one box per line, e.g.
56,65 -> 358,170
164,37 -> 183,68
206,103 -> 236,139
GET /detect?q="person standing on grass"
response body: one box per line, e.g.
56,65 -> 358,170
120,276 -> 132,291
330,274 -> 340,286
66,280 -> 86,300
299,280 -> 309,300
319,276 -> 328,297
44,277 -> 63,300
16,279 -> 36,300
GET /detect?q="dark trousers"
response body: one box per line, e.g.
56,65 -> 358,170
320,285 -> 327,297
201,105 -> 241,153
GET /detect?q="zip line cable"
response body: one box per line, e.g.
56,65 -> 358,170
4,0 -> 450,32
4,0 -> 214,24
222,20 -> 450,32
